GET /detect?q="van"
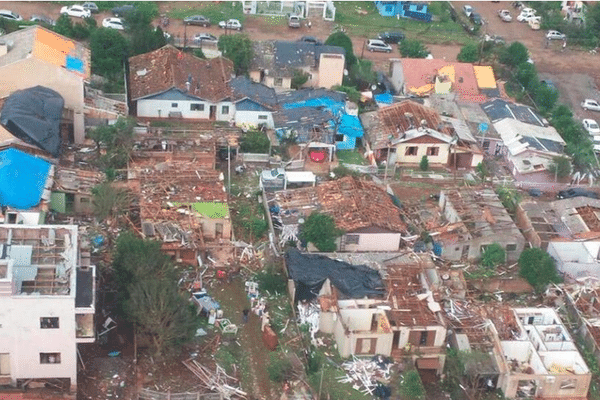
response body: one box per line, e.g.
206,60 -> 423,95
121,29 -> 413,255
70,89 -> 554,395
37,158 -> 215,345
288,15 -> 301,28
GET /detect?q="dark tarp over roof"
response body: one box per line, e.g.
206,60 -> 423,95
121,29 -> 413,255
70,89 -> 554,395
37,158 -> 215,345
75,268 -> 93,308
0,86 -> 64,157
285,249 -> 385,302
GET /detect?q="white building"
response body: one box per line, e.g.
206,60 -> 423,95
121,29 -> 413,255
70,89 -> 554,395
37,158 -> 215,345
547,240 -> 600,281
0,224 -> 95,395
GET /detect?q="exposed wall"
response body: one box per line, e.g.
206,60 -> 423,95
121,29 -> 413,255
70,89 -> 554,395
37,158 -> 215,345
318,53 -> 345,89
137,99 -> 234,121
440,235 -> 524,263
342,232 -> 401,252
388,59 -> 404,94
263,76 -> 292,91
234,110 -> 274,129
395,143 -> 450,165
500,372 -> 591,399
199,217 -> 232,241
515,204 -> 542,248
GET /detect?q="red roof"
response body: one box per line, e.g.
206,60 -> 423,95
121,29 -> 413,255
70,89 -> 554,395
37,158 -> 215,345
128,45 -> 233,102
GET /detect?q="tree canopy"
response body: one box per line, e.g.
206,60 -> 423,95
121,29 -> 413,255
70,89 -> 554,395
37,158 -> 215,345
324,31 -> 356,66
218,34 -> 254,75
399,39 -> 429,58
548,156 -> 572,179
398,370 -> 425,400
456,43 -> 479,63
300,212 -> 343,252
480,243 -> 506,267
499,42 -> 529,67
240,130 -> 270,153
519,248 -> 562,292
89,27 -> 129,79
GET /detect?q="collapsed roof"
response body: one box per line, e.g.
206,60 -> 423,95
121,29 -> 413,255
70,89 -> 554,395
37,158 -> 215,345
0,86 -> 64,157
285,249 -> 385,302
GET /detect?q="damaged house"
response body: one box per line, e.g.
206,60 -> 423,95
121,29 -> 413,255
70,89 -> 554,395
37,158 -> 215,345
269,176 -> 406,252
360,100 -> 482,167
230,76 -> 278,129
433,189 -> 525,262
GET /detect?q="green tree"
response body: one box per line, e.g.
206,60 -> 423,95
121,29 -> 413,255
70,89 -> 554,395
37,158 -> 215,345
457,43 -> 479,63
218,34 -> 254,75
499,42 -> 529,67
419,155 -> 429,171
88,117 -> 135,170
345,59 -> 377,91
291,69 -> 310,89
480,243 -> 506,267
516,62 -> 538,89
548,156 -> 571,179
333,85 -> 360,104
324,31 -> 356,66
89,27 -> 129,79
519,247 -> 562,292
300,212 -> 343,252
399,39 -> 429,58
127,277 -> 197,357
398,370 -> 425,400
54,14 -> 74,37
193,48 -> 206,59
240,130 -> 270,153
92,182 -> 131,220
535,83 -> 559,113
126,9 -> 166,56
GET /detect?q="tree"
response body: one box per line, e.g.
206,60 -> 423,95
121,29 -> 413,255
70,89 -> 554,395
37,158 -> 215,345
291,69 -> 310,89
333,85 -> 361,104
419,155 -> 429,171
193,48 -> 206,59
499,42 -> 529,67
516,62 -> 538,89
87,117 -> 135,170
324,31 -> 356,66
519,247 -> 562,292
126,9 -> 166,56
240,130 -> 270,153
300,212 -> 343,252
127,277 -> 197,357
480,243 -> 505,267
346,59 -> 377,91
89,27 -> 129,79
457,43 -> 479,63
218,34 -> 254,75
399,39 -> 429,58
54,14 -> 74,37
548,156 -> 571,179
398,370 -> 425,400
92,182 -> 131,220
535,83 -> 559,113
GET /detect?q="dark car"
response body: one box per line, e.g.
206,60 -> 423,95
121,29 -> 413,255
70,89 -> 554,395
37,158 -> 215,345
527,188 -> 543,197
184,15 -> 210,26
298,36 -> 322,45
557,188 -> 599,199
470,12 -> 483,25
111,4 -> 135,17
82,2 -> 99,13
30,14 -> 55,26
377,31 -> 405,44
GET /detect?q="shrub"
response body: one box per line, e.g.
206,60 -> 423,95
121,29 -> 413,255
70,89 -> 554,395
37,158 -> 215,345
457,43 -> 479,63
419,156 -> 429,171
519,248 -> 562,292
267,353 -> 293,382
300,212 -> 344,252
480,243 -> 505,267
398,370 -> 425,400
399,39 -> 429,58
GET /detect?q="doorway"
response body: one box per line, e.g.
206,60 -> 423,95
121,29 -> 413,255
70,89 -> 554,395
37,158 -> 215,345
209,105 -> 217,120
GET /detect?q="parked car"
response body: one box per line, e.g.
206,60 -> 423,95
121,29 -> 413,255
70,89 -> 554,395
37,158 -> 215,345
82,2 -> 99,13
288,15 -> 301,28
540,79 -> 556,90
367,39 -> 392,53
557,188 -> 599,200
218,19 -> 242,30
520,7 -> 536,14
0,9 -> 23,21
582,99 -> 600,112
298,36 -> 322,45
483,34 -> 505,44
517,10 -> 536,22
30,14 -> 55,26
111,4 -> 135,17
183,15 -> 210,26
583,119 -> 600,135
528,17 -> 541,30
463,5 -> 474,17
527,188 -> 543,197
378,31 -> 405,44
60,5 -> 91,18
470,12 -> 483,25
102,17 -> 124,30
498,9 -> 512,22
193,33 -> 218,43
546,30 -> 566,40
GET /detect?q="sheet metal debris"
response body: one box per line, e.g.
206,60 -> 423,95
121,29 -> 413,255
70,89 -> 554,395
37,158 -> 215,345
337,355 -> 392,396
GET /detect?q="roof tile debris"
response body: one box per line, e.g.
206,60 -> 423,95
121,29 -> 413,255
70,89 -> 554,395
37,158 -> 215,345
128,45 -> 233,102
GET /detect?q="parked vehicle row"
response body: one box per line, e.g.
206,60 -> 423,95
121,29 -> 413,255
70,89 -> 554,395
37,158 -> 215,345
582,99 -> 600,112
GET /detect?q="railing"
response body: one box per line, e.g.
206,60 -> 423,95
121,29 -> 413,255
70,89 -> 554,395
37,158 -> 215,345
138,388 -> 222,400
238,153 -> 270,163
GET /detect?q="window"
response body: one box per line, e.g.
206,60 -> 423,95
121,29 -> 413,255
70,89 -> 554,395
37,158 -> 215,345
482,140 -> 490,150
80,197 -> 90,204
506,244 -> 517,252
274,78 -> 283,87
40,317 -> 59,329
258,115 -> 268,120
426,147 -> 439,156
221,105 -> 230,115
0,354 -> 9,375
345,235 -> 359,245
40,353 -> 61,364
190,103 -> 204,111
7,213 -> 17,224
171,103 -> 178,108
405,146 -> 418,156
419,331 -> 428,345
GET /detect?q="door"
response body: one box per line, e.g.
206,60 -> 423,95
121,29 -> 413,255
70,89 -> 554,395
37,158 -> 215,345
356,338 -> 377,354
209,105 -> 217,120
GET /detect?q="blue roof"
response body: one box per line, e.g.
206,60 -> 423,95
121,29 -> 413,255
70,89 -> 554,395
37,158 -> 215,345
374,93 -> 394,105
283,96 -> 346,118
338,114 -> 364,138
0,148 -> 51,209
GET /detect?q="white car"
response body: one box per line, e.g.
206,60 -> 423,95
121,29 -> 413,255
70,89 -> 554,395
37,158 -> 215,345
367,39 -> 392,53
582,99 -> 600,112
0,10 -> 23,21
218,19 -> 242,30
463,5 -> 474,17
546,30 -> 566,40
583,119 -> 600,135
498,10 -> 512,22
517,11 -> 536,22
193,33 -> 218,43
60,5 -> 92,19
102,17 -> 124,30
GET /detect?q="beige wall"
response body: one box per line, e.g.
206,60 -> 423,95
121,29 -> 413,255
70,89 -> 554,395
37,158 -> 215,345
199,217 -> 232,240
342,232 -> 401,252
396,143 -> 450,165
264,76 -> 292,90
333,315 -> 394,357
318,53 -> 345,89
499,372 -> 591,399
0,58 -> 85,144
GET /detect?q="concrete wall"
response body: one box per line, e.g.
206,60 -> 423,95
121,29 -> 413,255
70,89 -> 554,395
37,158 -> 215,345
0,58 -> 85,144
333,314 -> 394,357
199,217 -> 232,241
440,235 -> 524,263
500,372 -> 591,399
0,296 -> 77,386
137,99 -> 234,121
234,110 -> 274,129
395,143 -> 450,165
318,53 -> 345,89
342,232 -> 401,252
264,76 -> 292,91
388,59 -> 404,94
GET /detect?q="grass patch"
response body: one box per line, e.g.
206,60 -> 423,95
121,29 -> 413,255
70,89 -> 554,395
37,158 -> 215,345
307,355 -> 370,400
334,1 -> 471,45
336,149 -> 366,165
166,2 -> 245,23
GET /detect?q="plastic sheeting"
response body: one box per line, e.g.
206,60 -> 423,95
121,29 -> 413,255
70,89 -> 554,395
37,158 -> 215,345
0,148 -> 51,209
374,93 -> 394,105
282,96 -> 346,118
285,249 -> 385,302
0,86 -> 64,157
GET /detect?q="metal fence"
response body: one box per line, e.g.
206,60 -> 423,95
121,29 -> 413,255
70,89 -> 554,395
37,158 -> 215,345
138,388 -> 222,400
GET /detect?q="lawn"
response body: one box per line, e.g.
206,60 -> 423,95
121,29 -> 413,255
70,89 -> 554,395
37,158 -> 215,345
334,1 -> 472,45
166,2 -> 245,23
336,149 -> 367,165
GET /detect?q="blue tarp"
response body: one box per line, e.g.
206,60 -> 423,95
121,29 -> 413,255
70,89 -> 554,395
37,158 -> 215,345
0,148 -> 51,209
336,115 -> 363,150
374,93 -> 394,105
65,55 -> 84,73
282,97 -> 346,118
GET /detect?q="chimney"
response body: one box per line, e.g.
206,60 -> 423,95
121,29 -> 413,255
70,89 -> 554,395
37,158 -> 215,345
0,42 -> 7,57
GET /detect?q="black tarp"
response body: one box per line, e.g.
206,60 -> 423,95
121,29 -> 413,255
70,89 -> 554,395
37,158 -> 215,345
0,86 -> 64,157
285,249 -> 385,302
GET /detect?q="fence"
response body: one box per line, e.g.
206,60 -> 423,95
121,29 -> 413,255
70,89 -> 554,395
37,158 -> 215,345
138,388 -> 222,400
238,152 -> 270,163
342,163 -> 378,174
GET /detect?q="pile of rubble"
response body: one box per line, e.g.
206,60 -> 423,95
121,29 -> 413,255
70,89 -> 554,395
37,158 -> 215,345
337,355 -> 392,396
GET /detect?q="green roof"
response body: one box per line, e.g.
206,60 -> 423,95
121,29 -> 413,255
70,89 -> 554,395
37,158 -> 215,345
173,202 -> 229,219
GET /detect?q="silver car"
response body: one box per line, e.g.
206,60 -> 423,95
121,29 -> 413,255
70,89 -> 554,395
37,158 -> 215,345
367,39 -> 392,53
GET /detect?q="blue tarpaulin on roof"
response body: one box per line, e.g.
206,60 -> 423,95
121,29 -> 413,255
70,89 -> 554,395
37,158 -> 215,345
283,97 -> 346,117
0,148 -> 51,209
374,93 -> 394,105
336,115 -> 363,150
66,55 -> 84,74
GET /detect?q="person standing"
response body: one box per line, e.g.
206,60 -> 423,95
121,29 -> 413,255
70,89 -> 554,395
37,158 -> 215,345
242,308 -> 249,324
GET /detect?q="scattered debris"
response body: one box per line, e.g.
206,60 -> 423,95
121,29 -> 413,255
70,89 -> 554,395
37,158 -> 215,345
338,355 -> 392,396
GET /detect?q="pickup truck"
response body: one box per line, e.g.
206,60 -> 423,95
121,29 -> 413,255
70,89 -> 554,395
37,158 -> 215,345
288,15 -> 301,28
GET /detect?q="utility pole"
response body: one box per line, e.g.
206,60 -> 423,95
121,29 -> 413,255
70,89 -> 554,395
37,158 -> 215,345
227,143 -> 231,197
361,40 -> 366,59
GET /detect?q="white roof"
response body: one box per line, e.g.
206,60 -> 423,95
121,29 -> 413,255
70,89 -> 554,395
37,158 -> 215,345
391,127 -> 452,145
494,118 -> 565,156
285,171 -> 316,184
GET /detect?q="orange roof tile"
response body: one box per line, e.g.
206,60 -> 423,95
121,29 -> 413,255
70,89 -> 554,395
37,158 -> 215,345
32,27 -> 90,78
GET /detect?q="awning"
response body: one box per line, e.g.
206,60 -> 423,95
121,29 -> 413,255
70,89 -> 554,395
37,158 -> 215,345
416,357 -> 440,370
